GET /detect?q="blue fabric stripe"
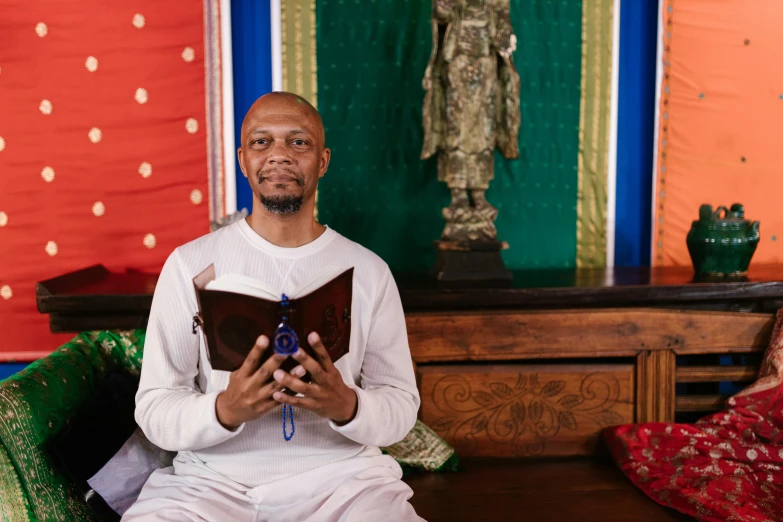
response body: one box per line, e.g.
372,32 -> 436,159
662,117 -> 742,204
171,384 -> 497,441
614,0 -> 659,267
0,363 -> 27,381
231,0 -> 274,214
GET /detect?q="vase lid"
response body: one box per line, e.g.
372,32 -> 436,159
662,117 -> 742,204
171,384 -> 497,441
694,204 -> 752,230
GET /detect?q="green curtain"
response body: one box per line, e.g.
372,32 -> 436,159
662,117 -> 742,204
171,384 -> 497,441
316,0 -> 583,273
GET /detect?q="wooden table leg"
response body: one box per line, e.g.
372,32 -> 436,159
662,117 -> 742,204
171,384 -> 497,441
636,350 -> 676,422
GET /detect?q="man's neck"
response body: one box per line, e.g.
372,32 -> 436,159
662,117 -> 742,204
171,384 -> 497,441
245,202 -> 326,248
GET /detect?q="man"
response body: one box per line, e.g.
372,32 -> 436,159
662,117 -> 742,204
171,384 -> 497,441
122,92 -> 424,521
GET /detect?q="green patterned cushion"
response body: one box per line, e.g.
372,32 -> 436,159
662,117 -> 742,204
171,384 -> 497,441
83,330 -> 144,377
383,419 -> 460,475
0,439 -> 34,522
0,330 -> 145,522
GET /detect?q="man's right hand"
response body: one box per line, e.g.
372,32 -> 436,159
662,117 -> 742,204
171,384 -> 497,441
215,335 -> 288,430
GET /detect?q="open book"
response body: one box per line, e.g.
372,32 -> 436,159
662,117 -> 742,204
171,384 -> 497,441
192,264 -> 353,378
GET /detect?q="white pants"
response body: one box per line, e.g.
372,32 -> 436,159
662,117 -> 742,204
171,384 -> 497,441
121,451 -> 425,522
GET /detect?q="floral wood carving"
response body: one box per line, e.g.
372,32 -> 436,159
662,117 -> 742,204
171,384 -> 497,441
428,372 -> 624,456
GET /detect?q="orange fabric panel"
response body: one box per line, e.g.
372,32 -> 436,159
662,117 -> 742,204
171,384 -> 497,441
0,1 -> 216,356
653,1 -> 783,267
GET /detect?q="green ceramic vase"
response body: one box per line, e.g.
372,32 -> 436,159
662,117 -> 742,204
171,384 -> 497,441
686,203 -> 760,278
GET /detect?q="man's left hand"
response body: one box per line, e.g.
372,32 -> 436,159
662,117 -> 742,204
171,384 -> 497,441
272,332 -> 358,425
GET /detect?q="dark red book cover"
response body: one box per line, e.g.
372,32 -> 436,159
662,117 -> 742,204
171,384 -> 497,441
192,265 -> 353,380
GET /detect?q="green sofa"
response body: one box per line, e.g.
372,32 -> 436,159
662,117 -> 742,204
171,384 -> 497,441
0,331 -> 145,521
0,331 -> 456,522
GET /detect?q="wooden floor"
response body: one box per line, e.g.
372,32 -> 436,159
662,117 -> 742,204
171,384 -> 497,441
405,458 -> 693,522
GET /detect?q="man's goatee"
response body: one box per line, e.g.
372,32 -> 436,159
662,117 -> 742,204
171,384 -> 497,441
259,195 -> 303,214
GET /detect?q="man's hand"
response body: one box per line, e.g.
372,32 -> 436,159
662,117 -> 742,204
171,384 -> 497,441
215,335 -> 288,430
272,332 -> 358,424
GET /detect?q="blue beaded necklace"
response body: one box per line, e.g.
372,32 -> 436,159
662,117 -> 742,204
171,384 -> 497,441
273,294 -> 298,441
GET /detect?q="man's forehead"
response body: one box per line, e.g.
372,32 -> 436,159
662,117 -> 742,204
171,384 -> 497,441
245,110 -> 318,132
241,92 -> 324,140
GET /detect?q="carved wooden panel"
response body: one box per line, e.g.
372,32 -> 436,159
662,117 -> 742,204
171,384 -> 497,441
406,309 -> 773,362
418,364 -> 635,457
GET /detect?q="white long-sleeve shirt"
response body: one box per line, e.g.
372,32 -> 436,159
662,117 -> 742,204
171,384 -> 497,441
135,220 -> 420,487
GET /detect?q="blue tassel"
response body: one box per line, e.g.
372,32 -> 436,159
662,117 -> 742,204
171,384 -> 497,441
282,404 -> 295,441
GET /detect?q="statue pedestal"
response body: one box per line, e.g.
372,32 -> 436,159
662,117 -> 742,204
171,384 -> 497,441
432,240 -> 512,282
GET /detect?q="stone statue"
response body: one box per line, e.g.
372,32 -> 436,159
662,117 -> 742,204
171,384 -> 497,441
421,0 -> 521,243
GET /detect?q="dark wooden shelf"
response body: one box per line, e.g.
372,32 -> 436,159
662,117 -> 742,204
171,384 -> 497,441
396,265 -> 783,311
35,264 -> 783,332
36,265 -> 157,314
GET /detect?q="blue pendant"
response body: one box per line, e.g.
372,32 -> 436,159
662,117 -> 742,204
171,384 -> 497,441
274,294 -> 299,356
274,322 -> 299,356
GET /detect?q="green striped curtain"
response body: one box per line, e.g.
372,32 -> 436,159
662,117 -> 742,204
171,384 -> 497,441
283,0 -> 614,272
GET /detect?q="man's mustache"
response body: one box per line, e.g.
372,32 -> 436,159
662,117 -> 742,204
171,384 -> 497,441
257,168 -> 304,186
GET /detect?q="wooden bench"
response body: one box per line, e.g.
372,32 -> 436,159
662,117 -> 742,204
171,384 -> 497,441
405,458 -> 692,521
402,308 -> 774,521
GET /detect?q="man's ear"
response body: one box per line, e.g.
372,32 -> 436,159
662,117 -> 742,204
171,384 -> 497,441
237,147 -> 248,179
319,148 -> 331,178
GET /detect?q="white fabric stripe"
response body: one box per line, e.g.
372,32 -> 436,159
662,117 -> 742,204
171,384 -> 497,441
271,0 -> 283,91
220,0 -> 237,214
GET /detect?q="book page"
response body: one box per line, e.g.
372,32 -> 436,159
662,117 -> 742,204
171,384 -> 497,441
289,264 -> 344,298
205,273 -> 279,301
205,264 -> 347,300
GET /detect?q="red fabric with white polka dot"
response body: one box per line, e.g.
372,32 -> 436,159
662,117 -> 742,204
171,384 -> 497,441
0,2 -> 211,357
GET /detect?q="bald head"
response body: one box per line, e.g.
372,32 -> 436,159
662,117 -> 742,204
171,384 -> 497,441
237,91 -> 331,216
240,92 -> 325,148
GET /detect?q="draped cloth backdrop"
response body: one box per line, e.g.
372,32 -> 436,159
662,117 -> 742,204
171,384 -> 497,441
0,0 -> 232,357
275,0 -> 617,274
651,0 -> 783,267
0,0 -> 616,357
